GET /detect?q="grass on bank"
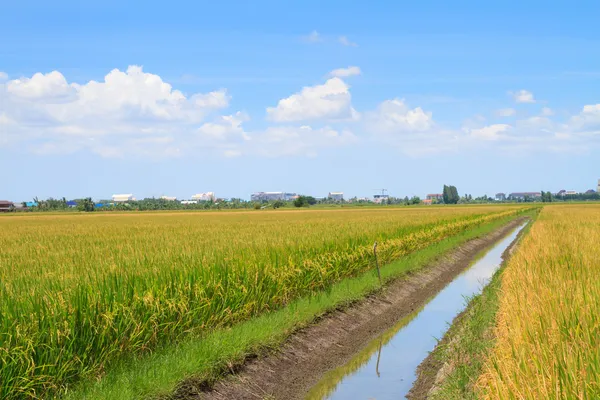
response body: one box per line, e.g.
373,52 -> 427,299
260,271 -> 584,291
428,217 -> 535,399
62,212 -> 533,400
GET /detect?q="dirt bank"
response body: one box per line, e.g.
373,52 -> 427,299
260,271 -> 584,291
170,217 -> 527,400
406,218 -> 529,400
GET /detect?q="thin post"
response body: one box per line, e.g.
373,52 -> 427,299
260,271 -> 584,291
373,241 -> 382,287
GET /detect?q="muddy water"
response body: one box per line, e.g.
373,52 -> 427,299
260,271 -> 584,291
305,223 -> 527,400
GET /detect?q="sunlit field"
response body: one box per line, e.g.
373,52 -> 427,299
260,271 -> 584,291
0,206 -> 527,399
477,205 -> 600,399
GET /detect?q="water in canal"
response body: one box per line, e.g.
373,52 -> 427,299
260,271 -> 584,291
306,223 -> 527,400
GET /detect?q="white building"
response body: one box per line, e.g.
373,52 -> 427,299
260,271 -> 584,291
181,200 -> 198,205
328,192 -> 344,201
112,194 -> 135,202
160,196 -> 177,201
191,192 -> 215,202
373,194 -> 390,204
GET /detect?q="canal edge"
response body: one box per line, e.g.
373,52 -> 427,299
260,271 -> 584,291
406,217 -> 533,400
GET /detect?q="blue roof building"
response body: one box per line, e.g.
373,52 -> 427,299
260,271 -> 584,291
66,201 -> 77,207
25,202 -> 38,207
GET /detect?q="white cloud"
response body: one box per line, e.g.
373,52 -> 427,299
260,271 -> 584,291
266,77 -> 358,122
0,72 -> 8,82
197,112 -> 250,141
366,99 -> 433,133
329,66 -> 361,78
468,124 -> 511,141
568,104 -> 600,132
495,108 -> 516,117
338,36 -> 358,47
541,107 -> 554,116
7,71 -> 76,101
364,99 -> 465,156
303,30 -> 322,43
1,66 -> 230,157
512,89 -> 535,103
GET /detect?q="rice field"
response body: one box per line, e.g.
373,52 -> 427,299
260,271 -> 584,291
477,205 -> 600,399
0,206 -> 527,399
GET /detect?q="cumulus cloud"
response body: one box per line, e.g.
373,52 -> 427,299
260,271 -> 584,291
0,72 -> 8,82
495,108 -> 516,117
7,71 -> 76,102
329,66 -> 361,78
1,66 -> 230,157
366,99 -> 433,133
266,77 -> 358,122
364,99 -> 465,156
512,89 -> 535,103
338,36 -> 358,47
197,112 -> 250,141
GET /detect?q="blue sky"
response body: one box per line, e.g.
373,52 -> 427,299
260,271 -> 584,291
1,0 -> 600,201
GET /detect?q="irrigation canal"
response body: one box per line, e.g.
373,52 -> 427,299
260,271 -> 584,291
305,222 -> 527,400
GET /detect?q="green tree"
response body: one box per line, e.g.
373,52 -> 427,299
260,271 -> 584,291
77,198 -> 95,212
443,185 -> 459,204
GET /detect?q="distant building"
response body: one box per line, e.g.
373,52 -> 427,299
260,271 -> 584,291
283,192 -> 298,201
25,201 -> 38,208
180,200 -> 198,205
422,199 -> 433,205
509,192 -> 541,200
565,190 -> 578,195
191,192 -> 215,202
251,192 -> 287,202
160,196 -> 177,201
0,200 -> 14,212
585,189 -> 596,194
112,194 -> 135,202
426,194 -> 444,201
66,201 -> 77,208
557,189 -> 567,197
373,194 -> 390,204
328,192 -> 344,201
495,193 -> 506,201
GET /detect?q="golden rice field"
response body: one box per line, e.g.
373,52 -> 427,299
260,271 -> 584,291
477,205 -> 600,399
0,206 -> 527,399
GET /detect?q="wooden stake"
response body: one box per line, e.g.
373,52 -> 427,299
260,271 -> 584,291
374,241 -> 382,287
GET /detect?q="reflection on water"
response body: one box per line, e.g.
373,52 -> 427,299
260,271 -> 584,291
306,223 -> 526,400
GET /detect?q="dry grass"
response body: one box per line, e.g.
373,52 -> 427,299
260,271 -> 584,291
477,205 -> 600,399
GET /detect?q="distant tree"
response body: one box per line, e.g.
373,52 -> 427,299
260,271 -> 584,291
305,196 -> 317,205
77,197 -> 95,212
272,200 -> 284,209
293,197 -> 306,207
443,185 -> 459,204
410,196 -> 421,205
